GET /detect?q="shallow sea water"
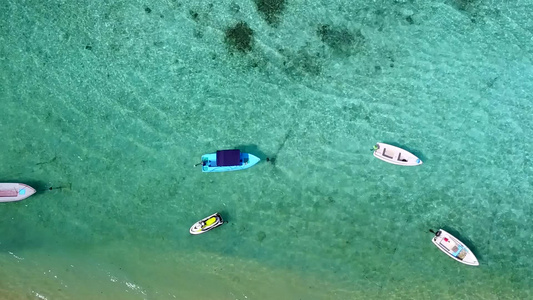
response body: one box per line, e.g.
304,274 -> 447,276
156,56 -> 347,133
1,0 -> 533,299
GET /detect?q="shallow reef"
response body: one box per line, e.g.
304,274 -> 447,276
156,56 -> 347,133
224,22 -> 255,53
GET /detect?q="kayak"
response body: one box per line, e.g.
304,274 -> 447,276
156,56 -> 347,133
373,143 -> 422,166
200,149 -> 260,172
0,183 -> 36,202
190,213 -> 224,235
431,229 -> 479,266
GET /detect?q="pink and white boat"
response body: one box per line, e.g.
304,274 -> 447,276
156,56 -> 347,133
0,183 -> 36,202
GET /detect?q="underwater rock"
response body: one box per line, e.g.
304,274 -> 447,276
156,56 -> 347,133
224,21 -> 254,53
229,2 -> 240,13
254,0 -> 286,26
283,47 -> 323,77
317,25 -> 364,55
452,0 -> 476,11
189,10 -> 199,21
257,231 -> 267,242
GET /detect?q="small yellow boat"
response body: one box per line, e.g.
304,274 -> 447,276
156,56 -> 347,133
189,213 -> 224,235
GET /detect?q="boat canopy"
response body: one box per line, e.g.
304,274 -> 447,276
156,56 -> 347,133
440,237 -> 468,259
216,150 -> 241,166
0,189 -> 18,197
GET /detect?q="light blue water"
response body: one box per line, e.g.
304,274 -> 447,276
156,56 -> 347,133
1,0 -> 533,299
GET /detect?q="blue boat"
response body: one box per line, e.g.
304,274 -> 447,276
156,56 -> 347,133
200,149 -> 260,172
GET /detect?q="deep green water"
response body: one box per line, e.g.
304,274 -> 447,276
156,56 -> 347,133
1,0 -> 533,299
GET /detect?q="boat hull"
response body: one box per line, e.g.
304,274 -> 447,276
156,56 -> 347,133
0,183 -> 36,202
201,152 -> 260,172
373,143 -> 422,166
432,229 -> 479,266
190,213 -> 224,235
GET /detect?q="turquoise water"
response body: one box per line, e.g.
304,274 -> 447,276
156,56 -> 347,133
1,0 -> 533,299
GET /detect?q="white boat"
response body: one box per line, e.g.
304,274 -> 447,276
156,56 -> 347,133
373,143 -> 422,166
0,183 -> 36,202
199,150 -> 260,173
431,229 -> 479,266
190,213 -> 224,235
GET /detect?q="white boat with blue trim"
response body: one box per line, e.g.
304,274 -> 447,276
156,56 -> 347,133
0,183 -> 36,202
199,149 -> 260,173
373,143 -> 422,166
431,229 -> 479,266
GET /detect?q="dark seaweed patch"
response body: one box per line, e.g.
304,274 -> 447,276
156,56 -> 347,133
193,29 -> 203,39
317,25 -> 364,55
254,0 -> 286,26
257,231 -> 267,242
189,10 -> 199,21
341,103 -> 371,122
224,22 -> 254,53
452,0 -> 476,11
229,2 -> 240,13
283,47 -> 323,77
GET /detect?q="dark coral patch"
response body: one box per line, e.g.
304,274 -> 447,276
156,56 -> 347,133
254,0 -> 286,26
257,231 -> 267,242
452,0 -> 476,11
230,2 -> 240,13
193,29 -> 203,39
189,10 -> 199,21
317,25 -> 353,49
283,47 -> 323,77
317,25 -> 364,55
224,22 -> 254,53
